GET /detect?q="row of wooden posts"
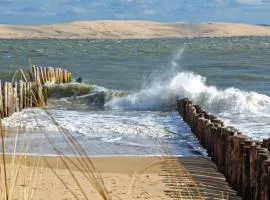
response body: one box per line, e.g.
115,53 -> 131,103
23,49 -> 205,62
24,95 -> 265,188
177,98 -> 270,200
0,66 -> 72,119
29,65 -> 72,85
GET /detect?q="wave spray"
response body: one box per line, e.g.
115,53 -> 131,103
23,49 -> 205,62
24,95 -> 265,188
106,47 -> 270,139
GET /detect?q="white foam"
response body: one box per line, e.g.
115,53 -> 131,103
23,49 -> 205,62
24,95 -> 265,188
3,108 -> 171,138
2,108 -> 58,131
48,109 -> 169,138
106,60 -> 270,139
106,71 -> 270,112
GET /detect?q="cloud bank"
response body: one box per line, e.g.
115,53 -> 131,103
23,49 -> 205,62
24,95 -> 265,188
0,0 -> 269,24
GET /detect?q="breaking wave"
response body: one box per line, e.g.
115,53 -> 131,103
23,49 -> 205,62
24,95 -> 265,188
106,46 -> 270,114
106,71 -> 270,115
105,47 -> 270,139
45,82 -> 128,107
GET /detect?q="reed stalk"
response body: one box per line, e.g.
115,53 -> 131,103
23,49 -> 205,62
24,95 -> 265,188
0,119 -> 9,200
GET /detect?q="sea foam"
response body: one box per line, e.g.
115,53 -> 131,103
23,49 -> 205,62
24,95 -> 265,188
106,47 -> 270,139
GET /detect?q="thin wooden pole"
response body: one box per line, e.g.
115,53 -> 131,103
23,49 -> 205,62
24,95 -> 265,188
4,82 -> 8,117
29,82 -> 33,107
14,82 -> 18,112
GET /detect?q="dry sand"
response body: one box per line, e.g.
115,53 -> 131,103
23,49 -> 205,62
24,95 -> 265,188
0,20 -> 270,39
0,155 -> 201,200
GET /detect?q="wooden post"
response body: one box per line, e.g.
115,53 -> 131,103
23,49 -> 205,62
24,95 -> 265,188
13,82 -> 17,113
64,70 -> 67,83
14,82 -> 19,112
263,139 -> 270,151
26,82 -> 29,107
236,135 -> 248,196
254,148 -> 268,200
268,166 -> 270,200
46,67 -> 50,82
0,66 -> 71,119
19,80 -> 23,111
4,82 -> 8,117
259,155 -> 270,199
29,82 -> 33,107
32,65 -> 37,82
37,67 -> 42,84
250,142 -> 260,199
23,81 -> 26,109
242,140 -> 253,200
8,82 -> 11,117
176,98 -> 270,200
43,67 -> 47,83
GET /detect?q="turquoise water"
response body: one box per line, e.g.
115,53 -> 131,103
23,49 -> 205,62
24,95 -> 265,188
1,37 -> 270,155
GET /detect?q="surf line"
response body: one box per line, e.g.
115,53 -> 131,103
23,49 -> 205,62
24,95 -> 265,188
0,65 -> 72,119
177,98 -> 270,200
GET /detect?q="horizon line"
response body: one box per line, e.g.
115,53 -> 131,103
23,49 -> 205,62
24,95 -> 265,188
0,19 -> 269,26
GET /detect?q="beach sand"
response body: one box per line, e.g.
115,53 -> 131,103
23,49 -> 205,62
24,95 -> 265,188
0,20 -> 270,39
0,155 -> 201,200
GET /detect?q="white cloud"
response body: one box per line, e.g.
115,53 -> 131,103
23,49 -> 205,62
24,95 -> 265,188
144,9 -> 156,15
212,0 -> 263,5
120,0 -> 147,3
236,0 -> 262,5
70,6 -> 88,15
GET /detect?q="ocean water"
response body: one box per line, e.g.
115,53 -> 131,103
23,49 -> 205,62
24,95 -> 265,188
1,37 -> 270,156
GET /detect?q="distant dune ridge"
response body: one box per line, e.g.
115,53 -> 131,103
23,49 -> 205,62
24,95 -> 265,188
0,20 -> 270,39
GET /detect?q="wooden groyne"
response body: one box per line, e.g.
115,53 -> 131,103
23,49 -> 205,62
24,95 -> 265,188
0,66 -> 72,119
177,98 -> 270,200
29,65 -> 72,85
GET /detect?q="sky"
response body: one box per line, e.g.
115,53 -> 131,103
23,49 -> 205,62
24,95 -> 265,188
0,0 -> 269,25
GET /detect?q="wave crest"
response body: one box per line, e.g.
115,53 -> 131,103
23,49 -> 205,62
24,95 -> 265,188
106,71 -> 270,116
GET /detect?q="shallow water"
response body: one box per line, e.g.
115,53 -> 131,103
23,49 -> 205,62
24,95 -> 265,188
1,37 -> 270,155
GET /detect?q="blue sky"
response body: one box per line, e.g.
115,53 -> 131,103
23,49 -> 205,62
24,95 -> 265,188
0,0 -> 270,24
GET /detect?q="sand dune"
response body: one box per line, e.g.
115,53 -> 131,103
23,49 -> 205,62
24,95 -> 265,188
0,20 -> 270,39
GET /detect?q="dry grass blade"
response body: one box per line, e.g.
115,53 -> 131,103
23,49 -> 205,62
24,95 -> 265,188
0,119 -> 9,200
128,160 -> 164,198
49,157 -> 59,199
43,157 -> 81,200
31,110 -> 113,200
11,70 -> 19,83
19,69 -> 28,82
34,158 -> 44,198
8,126 -> 20,199
41,110 -> 112,200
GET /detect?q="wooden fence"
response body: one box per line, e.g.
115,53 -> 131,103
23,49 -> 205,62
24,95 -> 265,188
29,65 -> 72,85
0,66 -> 72,119
177,98 -> 270,200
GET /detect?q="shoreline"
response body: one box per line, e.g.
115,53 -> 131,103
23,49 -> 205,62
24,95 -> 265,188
0,154 -> 172,171
1,35 -> 270,40
2,152 -> 190,157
